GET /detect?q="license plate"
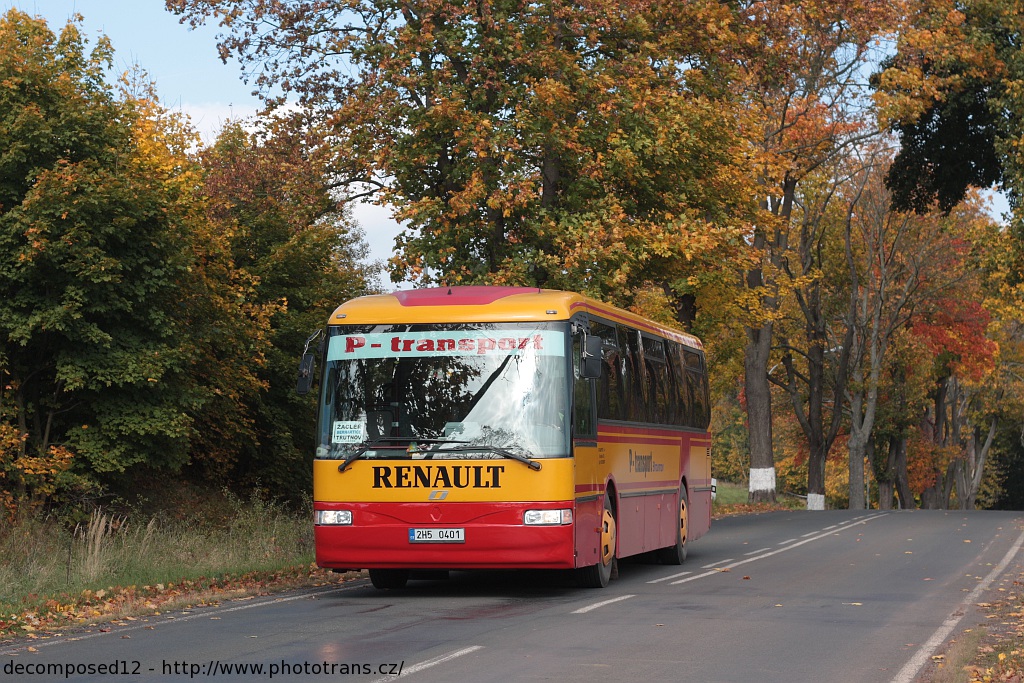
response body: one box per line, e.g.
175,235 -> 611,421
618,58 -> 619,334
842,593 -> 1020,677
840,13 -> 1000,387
409,528 -> 465,543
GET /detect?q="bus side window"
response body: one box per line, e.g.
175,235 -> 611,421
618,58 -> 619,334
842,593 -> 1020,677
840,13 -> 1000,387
642,336 -> 670,425
620,327 -> 647,423
685,350 -> 709,429
572,335 -> 596,437
591,321 -> 624,420
670,344 -> 692,427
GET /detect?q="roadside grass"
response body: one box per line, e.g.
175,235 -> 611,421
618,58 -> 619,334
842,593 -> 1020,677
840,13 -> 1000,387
712,479 -> 805,517
924,568 -> 1024,682
926,628 -> 987,683
0,491 -> 338,640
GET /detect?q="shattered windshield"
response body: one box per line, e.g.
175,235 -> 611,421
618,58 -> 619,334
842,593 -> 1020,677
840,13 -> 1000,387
315,322 -> 570,460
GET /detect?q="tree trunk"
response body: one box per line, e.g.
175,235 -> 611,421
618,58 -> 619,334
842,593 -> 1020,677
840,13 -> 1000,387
958,419 -> 997,510
744,322 -> 776,503
877,480 -> 894,510
920,483 -> 942,509
875,437 -> 895,510
847,433 -> 867,510
894,436 -> 915,509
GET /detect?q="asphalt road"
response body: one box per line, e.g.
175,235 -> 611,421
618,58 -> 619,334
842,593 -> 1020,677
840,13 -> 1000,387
3,510 -> 1023,683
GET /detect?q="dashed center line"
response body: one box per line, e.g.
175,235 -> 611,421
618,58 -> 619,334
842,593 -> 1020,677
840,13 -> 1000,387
702,559 -> 734,568
647,571 -> 692,584
575,514 -> 890,611
572,594 -> 637,614
668,513 -> 888,586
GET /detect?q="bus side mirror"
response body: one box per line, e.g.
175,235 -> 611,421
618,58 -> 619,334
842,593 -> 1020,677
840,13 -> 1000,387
296,353 -> 316,395
582,335 -> 602,379
296,328 -> 324,395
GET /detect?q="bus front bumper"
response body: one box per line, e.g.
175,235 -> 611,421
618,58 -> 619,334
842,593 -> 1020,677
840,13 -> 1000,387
313,501 -> 578,570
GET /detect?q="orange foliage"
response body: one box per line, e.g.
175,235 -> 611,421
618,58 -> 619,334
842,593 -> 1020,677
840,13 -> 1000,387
906,435 -> 958,494
911,298 -> 997,382
0,423 -> 74,521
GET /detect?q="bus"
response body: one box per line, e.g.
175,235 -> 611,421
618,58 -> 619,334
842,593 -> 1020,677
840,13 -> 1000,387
298,286 -> 712,589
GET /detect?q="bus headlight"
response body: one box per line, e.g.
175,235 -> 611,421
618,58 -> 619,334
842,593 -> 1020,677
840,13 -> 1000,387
524,509 -> 573,525
315,510 -> 353,525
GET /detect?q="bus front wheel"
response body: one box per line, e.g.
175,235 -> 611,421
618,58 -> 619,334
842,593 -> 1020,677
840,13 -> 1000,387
369,568 -> 410,589
577,494 -> 617,588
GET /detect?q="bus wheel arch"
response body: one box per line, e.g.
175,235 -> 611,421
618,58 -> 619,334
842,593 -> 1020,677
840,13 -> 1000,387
657,479 -> 689,565
577,483 -> 618,588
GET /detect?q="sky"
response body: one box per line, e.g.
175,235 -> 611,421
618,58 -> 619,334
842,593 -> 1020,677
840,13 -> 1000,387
6,0 -> 403,285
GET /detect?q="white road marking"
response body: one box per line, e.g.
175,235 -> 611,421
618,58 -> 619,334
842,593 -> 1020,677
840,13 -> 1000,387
744,548 -> 771,556
670,570 -> 723,585
702,559 -> 734,568
669,513 -> 889,585
572,594 -> 636,614
371,646 -> 484,683
647,571 -> 692,584
889,528 -> 1024,683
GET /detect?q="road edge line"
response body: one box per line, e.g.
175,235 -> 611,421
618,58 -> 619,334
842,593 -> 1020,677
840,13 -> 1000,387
890,526 -> 1024,683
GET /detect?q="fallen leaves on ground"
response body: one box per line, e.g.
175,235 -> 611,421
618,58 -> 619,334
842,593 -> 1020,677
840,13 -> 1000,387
936,571 -> 1024,683
0,564 -> 354,641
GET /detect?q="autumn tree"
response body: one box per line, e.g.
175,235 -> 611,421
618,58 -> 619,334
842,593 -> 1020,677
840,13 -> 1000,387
0,11 -> 200,506
875,0 -> 1023,217
727,0 -> 904,506
167,0 -> 754,327
913,208 -> 1018,509
197,117 -> 375,495
0,10 -> 369,512
841,159 -> 1002,509
767,151 -> 869,511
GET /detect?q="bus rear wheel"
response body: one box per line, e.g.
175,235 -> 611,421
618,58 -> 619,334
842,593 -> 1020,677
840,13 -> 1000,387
577,494 -> 617,588
369,568 -> 410,589
657,484 -> 688,565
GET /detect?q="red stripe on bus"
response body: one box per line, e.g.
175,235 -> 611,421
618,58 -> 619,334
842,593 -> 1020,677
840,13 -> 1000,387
599,435 -> 684,446
617,480 -> 678,491
599,424 -> 698,438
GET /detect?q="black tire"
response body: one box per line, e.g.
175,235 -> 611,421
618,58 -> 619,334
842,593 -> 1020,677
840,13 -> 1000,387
369,568 -> 410,589
577,493 -> 617,588
657,483 -> 688,565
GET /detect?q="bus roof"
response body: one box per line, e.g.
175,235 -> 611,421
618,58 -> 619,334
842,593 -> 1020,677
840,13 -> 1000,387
329,286 -> 703,349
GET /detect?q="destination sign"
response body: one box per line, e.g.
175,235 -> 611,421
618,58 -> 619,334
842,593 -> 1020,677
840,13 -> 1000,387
327,331 -> 565,360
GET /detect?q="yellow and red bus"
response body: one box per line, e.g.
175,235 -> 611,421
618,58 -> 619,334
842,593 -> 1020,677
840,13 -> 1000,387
302,286 -> 711,588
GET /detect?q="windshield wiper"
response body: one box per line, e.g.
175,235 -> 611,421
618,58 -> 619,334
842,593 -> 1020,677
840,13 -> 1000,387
337,437 -> 467,472
338,438 -> 541,472
417,444 -> 542,471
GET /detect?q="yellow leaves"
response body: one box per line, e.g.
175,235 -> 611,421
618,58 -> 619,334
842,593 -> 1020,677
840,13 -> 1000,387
0,426 -> 75,520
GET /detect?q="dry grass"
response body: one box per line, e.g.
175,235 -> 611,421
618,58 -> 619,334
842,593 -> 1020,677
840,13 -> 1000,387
0,491 -> 315,633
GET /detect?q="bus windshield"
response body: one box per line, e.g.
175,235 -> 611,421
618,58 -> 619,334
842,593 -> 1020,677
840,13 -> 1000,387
316,322 -> 570,461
